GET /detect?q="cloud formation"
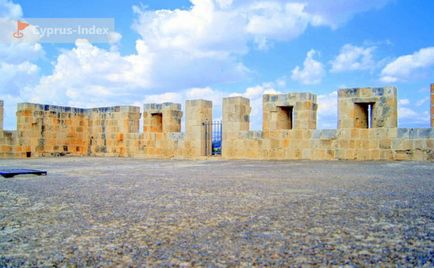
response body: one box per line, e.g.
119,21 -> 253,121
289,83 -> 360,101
291,49 -> 325,85
398,98 -> 429,127
304,0 -> 391,28
0,0 -> 21,19
0,0 -> 45,128
0,0 -> 399,129
24,0 -> 395,105
330,44 -> 376,73
380,47 -> 434,83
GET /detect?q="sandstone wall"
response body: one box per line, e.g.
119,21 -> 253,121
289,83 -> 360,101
0,86 -> 432,161
185,100 -> 212,157
87,106 -> 140,157
222,87 -> 433,161
1,103 -> 142,158
15,103 -> 89,157
136,103 -> 185,158
223,128 -> 433,161
338,87 -> 397,129
0,131 -> 17,158
263,93 -> 317,132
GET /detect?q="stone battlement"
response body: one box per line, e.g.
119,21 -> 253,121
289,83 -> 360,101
17,103 -> 141,114
0,86 -> 433,160
338,87 -> 397,129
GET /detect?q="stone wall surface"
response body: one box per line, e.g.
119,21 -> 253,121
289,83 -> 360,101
338,87 -> 397,129
223,88 -> 432,161
0,86 -> 433,161
263,93 -> 317,133
15,103 -> 89,158
223,128 -> 433,161
185,100 -> 212,158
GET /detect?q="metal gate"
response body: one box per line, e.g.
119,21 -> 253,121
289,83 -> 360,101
203,121 -> 222,156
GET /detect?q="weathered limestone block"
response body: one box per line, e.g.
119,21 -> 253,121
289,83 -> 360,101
185,99 -> 212,157
87,106 -> 140,157
0,130 -> 17,158
338,87 -> 397,129
15,103 -> 87,157
222,96 -> 251,158
12,103 -> 141,157
143,103 -> 182,133
263,93 -> 317,133
137,103 -> 184,158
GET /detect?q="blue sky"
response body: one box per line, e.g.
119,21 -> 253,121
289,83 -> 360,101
1,0 -> 433,130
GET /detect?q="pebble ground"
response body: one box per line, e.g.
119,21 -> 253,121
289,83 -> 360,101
0,158 -> 433,267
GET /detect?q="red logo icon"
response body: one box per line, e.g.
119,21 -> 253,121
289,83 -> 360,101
13,21 -> 30,38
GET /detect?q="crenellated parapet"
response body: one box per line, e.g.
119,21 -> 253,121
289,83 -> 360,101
12,103 -> 140,157
338,87 -> 397,129
263,93 -> 317,132
0,85 -> 432,160
222,87 -> 432,161
143,103 -> 182,133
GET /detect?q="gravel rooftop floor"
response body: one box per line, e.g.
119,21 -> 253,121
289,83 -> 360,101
0,158 -> 433,267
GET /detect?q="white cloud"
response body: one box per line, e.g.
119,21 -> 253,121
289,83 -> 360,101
132,0 -> 392,53
399,107 -> 418,119
21,0 -> 393,102
0,43 -> 44,64
397,98 -> 429,127
0,0 -> 41,46
132,0 -> 248,56
215,0 -> 234,9
291,49 -> 325,85
245,2 -> 311,49
416,97 -> 429,107
22,39 -> 152,107
398,107 -> 429,126
0,94 -> 23,130
0,0 -> 394,129
131,1 -> 250,88
304,0 -> 392,28
237,0 -> 393,31
0,0 -> 22,19
330,44 -> 376,72
0,1 -> 44,65
0,61 -> 39,95
0,0 -> 46,129
143,92 -> 183,105
108,32 -> 122,44
399,99 -> 410,105
132,0 -> 313,53
380,47 -> 434,83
